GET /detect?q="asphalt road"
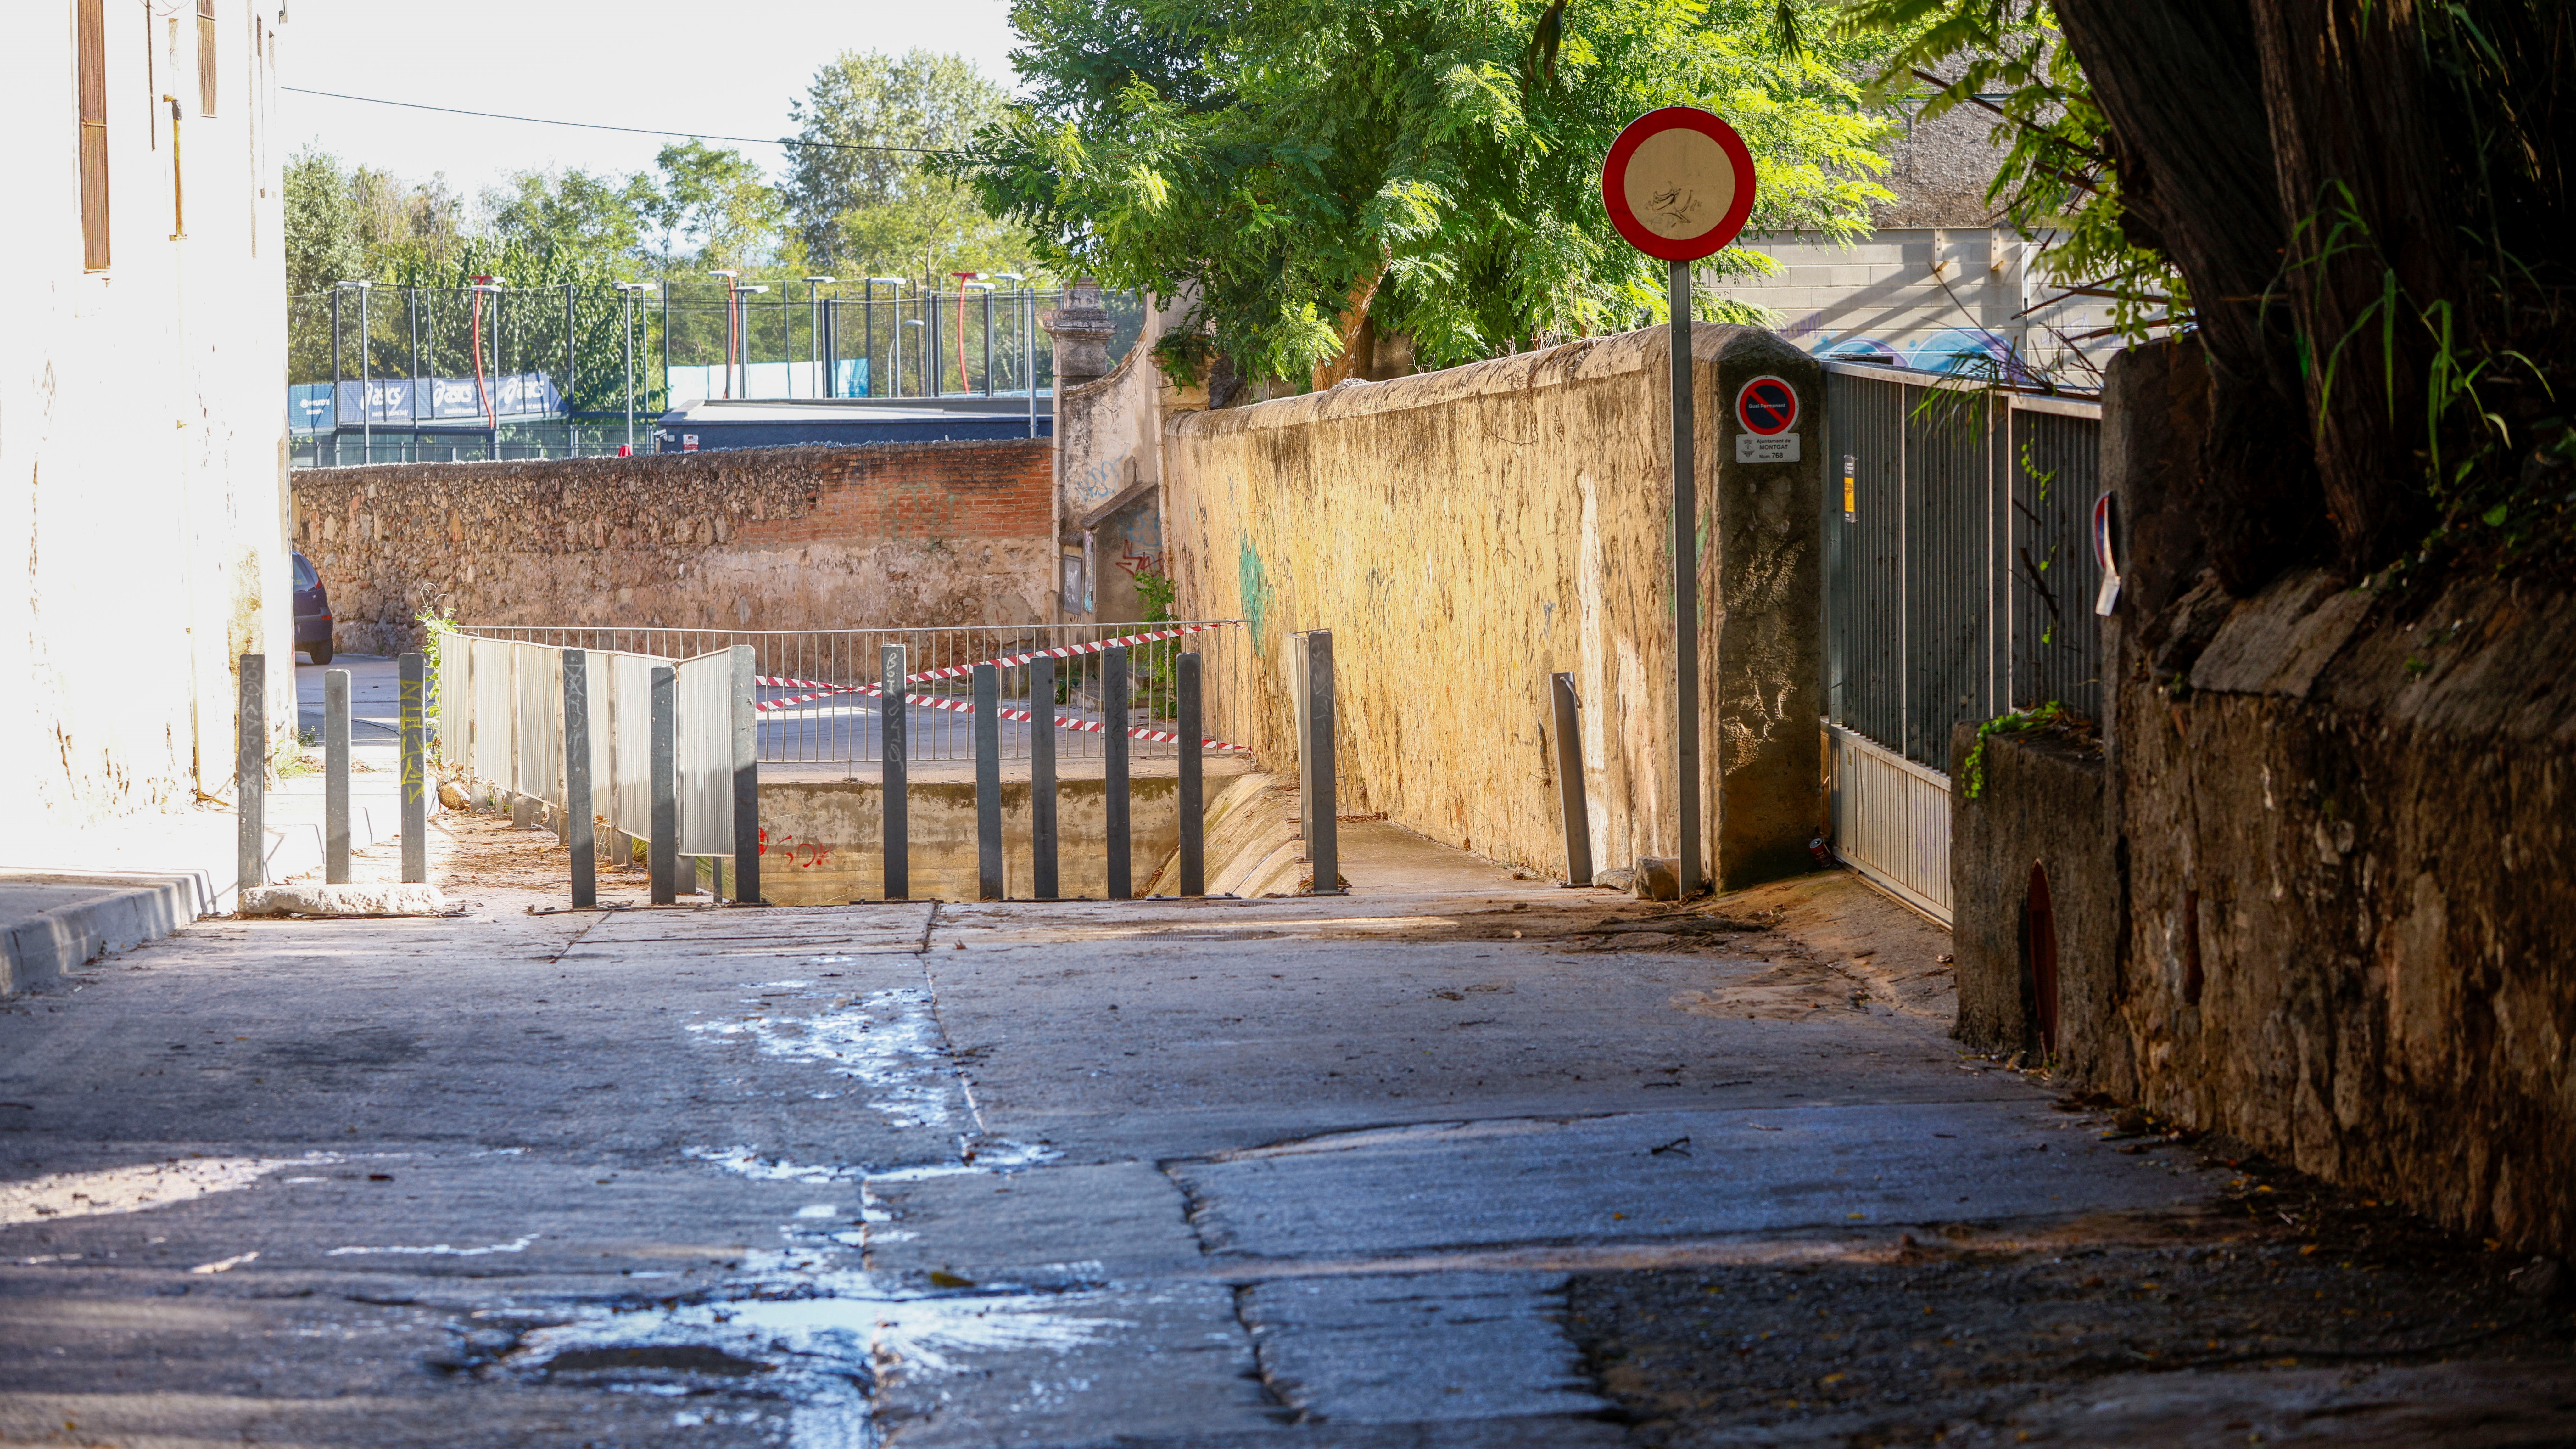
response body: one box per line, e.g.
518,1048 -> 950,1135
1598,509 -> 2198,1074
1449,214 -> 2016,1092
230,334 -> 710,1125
1,813 -> 2568,1448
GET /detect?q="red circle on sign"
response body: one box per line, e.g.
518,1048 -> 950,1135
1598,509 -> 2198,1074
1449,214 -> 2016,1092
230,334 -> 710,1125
1601,107 -> 1759,261
1735,375 -> 1798,435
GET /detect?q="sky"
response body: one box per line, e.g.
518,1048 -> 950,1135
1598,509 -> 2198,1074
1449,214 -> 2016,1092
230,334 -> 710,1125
276,0 -> 1022,200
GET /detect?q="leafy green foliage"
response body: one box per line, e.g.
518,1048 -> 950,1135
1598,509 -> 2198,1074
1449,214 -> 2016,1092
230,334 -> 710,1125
1960,700 -> 2089,800
952,0 -> 1901,387
785,50 -> 1036,281
1838,0 -> 2183,350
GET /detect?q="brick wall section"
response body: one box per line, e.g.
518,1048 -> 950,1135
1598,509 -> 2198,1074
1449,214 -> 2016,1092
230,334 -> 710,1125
294,440 -> 1054,654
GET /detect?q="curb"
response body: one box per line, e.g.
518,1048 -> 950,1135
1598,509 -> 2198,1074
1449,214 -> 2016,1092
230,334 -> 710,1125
0,869 -> 211,996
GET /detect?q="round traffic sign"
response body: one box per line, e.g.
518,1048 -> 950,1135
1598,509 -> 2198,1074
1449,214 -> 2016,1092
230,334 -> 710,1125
1600,107 -> 1758,261
1735,375 -> 1798,435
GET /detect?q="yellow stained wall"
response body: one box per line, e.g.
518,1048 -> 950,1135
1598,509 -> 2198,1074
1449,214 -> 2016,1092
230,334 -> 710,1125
1161,324 -> 1822,888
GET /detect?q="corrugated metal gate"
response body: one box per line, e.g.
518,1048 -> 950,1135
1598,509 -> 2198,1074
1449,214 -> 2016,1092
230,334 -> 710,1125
1819,360 -> 2104,922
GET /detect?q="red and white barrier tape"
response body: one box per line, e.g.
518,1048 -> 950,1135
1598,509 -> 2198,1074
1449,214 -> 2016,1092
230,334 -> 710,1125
753,621 -> 1239,702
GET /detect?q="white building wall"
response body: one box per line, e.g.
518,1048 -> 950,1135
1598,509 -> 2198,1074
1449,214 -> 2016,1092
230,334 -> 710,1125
2,2 -> 293,836
1712,227 -> 2117,382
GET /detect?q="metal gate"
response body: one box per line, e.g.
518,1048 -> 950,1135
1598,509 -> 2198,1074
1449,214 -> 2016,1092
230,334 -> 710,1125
1819,360 -> 2104,921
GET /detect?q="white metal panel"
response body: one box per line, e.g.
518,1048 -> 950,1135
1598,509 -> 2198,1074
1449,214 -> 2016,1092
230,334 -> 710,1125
435,632 -> 468,770
470,636 -> 515,787
1824,721 -> 1953,923
676,649 -> 735,857
606,652 -> 659,841
514,643 -> 563,806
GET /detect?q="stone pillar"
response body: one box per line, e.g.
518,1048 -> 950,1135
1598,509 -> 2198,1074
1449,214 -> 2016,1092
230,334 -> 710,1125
1042,278 -> 1120,624
1042,277 -> 1116,391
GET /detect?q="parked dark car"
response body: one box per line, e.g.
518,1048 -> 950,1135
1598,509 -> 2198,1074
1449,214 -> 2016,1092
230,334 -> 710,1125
293,552 -> 333,665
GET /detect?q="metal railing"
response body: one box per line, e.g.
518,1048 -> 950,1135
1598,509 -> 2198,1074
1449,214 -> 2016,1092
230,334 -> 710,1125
1819,361 -> 2104,923
1822,361 -> 2105,770
462,621 -> 1252,769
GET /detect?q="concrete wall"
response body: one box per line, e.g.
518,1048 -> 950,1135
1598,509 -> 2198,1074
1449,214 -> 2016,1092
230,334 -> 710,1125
3,1 -> 294,836
1160,324 -> 1822,889
293,440 -> 1053,653
759,776 -> 1185,905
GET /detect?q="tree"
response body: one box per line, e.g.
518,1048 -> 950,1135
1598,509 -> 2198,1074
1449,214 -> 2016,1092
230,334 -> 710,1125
1852,0 -> 2576,587
785,50 -> 1013,267
643,140 -> 795,273
953,0 -> 1901,390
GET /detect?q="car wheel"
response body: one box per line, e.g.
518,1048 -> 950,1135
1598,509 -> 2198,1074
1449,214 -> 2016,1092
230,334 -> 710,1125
307,639 -> 333,665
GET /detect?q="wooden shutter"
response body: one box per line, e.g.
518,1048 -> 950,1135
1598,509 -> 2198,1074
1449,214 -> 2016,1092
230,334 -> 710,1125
196,0 -> 215,115
77,0 -> 109,270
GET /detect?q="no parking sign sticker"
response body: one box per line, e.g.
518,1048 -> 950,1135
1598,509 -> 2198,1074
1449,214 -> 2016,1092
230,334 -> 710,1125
1733,374 -> 1800,462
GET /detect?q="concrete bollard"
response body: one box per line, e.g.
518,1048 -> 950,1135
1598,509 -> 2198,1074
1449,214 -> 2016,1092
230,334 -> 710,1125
1030,656 -> 1059,900
1305,632 -> 1339,894
882,643 -> 908,901
1104,645 -> 1131,899
973,662 -> 1003,900
650,664 -> 677,906
398,652 -> 427,884
324,667 -> 352,884
564,649 -> 595,909
1551,672 -> 1592,887
237,654 -> 266,896
1178,651 -> 1204,896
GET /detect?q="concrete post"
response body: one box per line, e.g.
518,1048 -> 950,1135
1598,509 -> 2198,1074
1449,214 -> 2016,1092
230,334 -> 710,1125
324,668 -> 351,884
564,649 -> 595,909
650,664 -> 677,906
1104,645 -> 1131,899
973,662 -> 1003,900
399,652 -> 427,884
236,654 -> 265,896
1029,656 -> 1058,899
729,645 -> 760,906
1551,672 -> 1592,887
1178,651 -> 1204,896
1305,631 -> 1339,894
882,643 -> 908,900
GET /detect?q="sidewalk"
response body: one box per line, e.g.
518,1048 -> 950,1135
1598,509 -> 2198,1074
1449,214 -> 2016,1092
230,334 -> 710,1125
0,656 -> 416,992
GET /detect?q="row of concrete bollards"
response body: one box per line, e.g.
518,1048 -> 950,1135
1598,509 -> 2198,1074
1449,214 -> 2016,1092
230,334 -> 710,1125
236,651 -> 428,897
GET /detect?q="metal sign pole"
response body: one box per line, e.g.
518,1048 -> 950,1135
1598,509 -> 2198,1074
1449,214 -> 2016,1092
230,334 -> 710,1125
1670,257 -> 1700,898
1601,105 -> 1753,900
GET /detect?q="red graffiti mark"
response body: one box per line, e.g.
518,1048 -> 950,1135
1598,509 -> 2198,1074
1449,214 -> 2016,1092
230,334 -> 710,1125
759,831 -> 835,870
1115,549 -> 1165,579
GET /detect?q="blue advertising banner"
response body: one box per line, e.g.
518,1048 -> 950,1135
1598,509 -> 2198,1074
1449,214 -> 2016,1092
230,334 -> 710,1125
288,373 -> 566,432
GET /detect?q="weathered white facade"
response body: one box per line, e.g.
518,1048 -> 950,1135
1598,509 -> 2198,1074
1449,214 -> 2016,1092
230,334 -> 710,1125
3,2 -> 293,835
1709,103 -> 2119,381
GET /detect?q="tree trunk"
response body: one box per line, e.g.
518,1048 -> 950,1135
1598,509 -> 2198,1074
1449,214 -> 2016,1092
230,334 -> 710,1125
2249,0 -> 2453,574
2054,0 -> 2332,592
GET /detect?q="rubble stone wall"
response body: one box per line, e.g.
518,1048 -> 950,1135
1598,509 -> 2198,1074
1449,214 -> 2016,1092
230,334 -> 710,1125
293,440 -> 1054,654
2085,339 -> 2576,1254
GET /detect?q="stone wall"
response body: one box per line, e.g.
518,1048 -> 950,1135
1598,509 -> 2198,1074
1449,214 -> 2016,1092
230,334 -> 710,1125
1948,723 -> 2125,1083
1160,324 -> 1823,888
293,440 -> 1053,654
2065,338 -> 2576,1254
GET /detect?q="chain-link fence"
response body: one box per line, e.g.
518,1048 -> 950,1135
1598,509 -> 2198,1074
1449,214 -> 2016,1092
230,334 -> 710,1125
289,281 -> 1150,467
